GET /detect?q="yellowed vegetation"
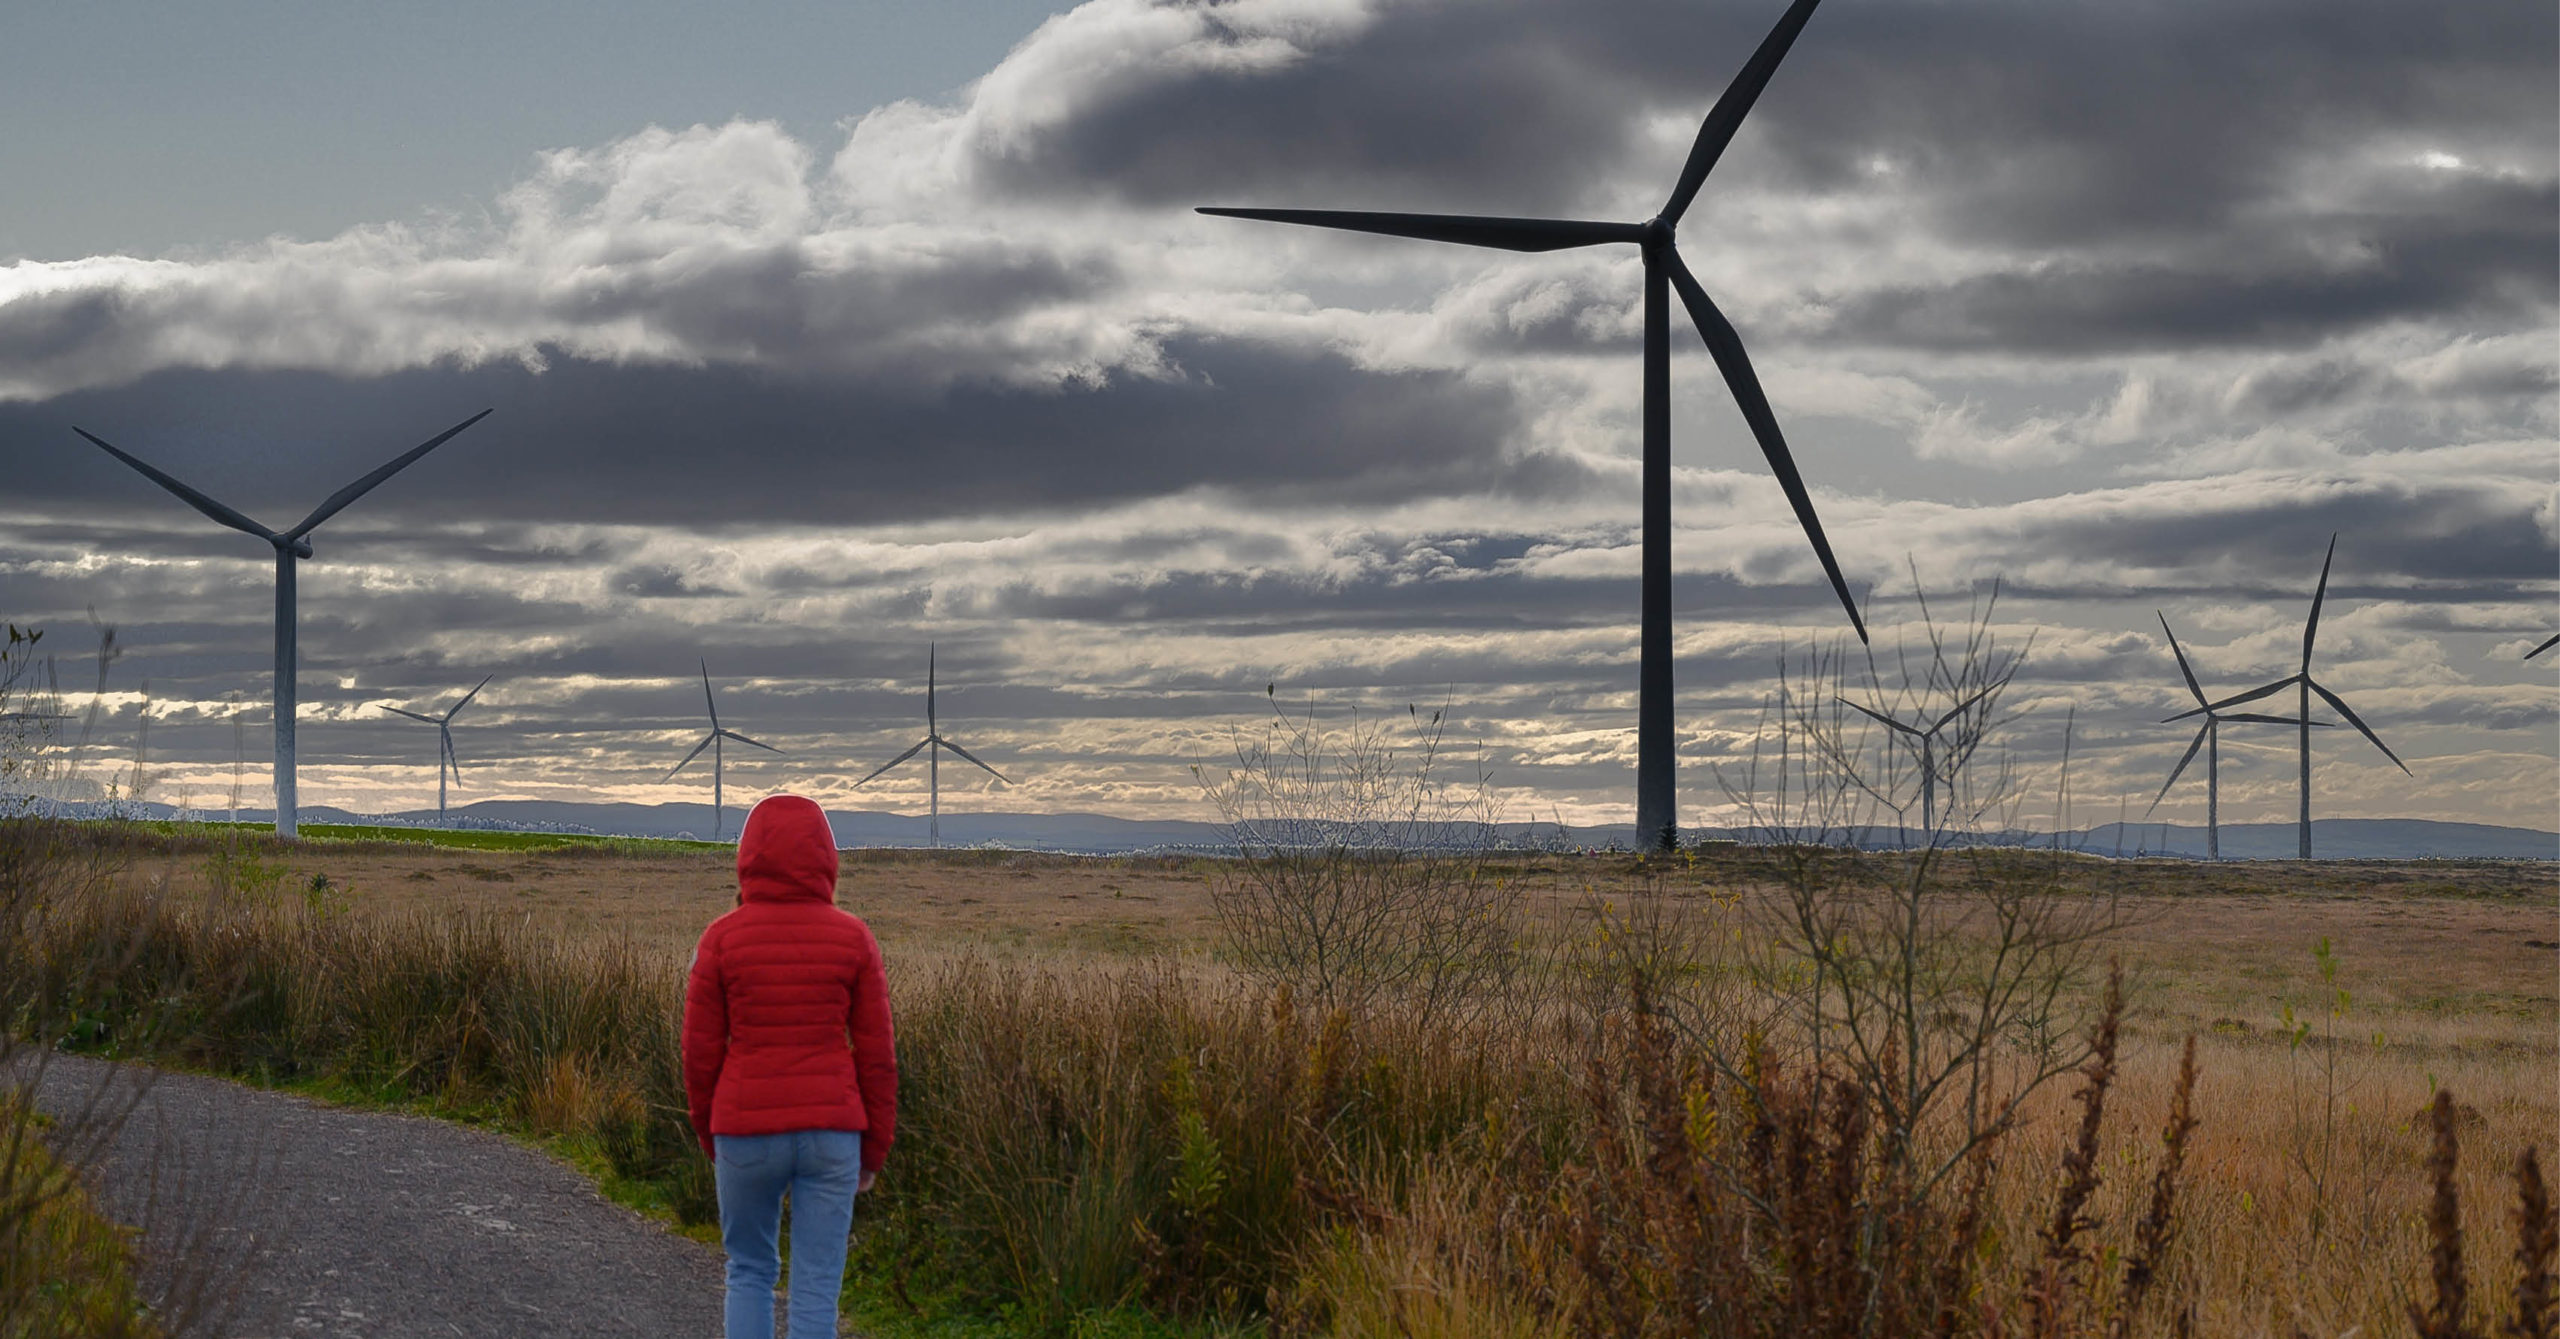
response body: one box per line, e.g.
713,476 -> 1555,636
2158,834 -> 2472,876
65,834 -> 2560,1333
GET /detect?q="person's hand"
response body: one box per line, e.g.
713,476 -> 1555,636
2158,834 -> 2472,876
857,1168 -> 877,1194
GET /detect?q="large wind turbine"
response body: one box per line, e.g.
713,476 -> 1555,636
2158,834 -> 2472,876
2147,614 -> 2325,861
666,661 -> 782,841
1201,0 -> 1866,852
378,674 -> 493,828
73,412 -> 492,837
2174,537 -> 2408,860
1837,683 -> 1996,836
856,645 -> 1009,849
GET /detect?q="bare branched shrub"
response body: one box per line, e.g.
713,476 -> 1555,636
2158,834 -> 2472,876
1198,690 -> 1532,1025
1703,583 -> 2126,1275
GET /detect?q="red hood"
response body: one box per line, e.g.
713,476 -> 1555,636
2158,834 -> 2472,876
736,794 -> 840,904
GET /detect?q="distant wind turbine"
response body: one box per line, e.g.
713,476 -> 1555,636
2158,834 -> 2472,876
2172,536 -> 2408,860
666,661 -> 782,841
856,645 -> 1009,849
73,411 -> 493,837
2146,613 -> 2325,862
1200,0 -> 1870,852
378,675 -> 493,828
1838,683 -> 1997,836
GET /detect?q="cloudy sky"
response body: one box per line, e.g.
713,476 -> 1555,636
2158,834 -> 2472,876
1,0 -> 2553,834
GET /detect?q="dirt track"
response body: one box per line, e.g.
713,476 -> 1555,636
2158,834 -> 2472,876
32,1054 -> 735,1338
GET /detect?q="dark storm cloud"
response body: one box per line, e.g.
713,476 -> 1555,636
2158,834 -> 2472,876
995,0 -> 2553,225
0,335 -> 1534,529
973,562 -> 1835,635
974,0 -> 1650,214
1815,177 -> 2558,355
2012,486 -> 2555,591
1741,1 -> 2553,245
985,0 -> 2552,354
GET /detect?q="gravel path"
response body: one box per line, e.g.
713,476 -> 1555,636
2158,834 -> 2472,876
31,1054 -> 735,1338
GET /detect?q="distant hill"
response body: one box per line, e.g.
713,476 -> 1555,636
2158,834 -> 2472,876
2065,820 -> 2559,862
18,796 -> 2557,861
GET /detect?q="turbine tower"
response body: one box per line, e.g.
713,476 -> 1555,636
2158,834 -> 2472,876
73,411 -> 492,837
1200,0 -> 1868,852
856,644 -> 1009,849
666,661 -> 782,841
2174,536 -> 2408,859
1837,683 -> 1996,836
378,674 -> 493,828
2147,614 -> 2325,861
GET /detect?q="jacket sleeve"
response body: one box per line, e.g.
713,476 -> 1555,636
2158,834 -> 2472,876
681,926 -> 728,1158
849,925 -> 898,1174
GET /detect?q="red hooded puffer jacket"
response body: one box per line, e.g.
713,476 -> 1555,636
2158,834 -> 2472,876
682,795 -> 896,1173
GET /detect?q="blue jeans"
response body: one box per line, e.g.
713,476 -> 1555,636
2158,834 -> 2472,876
713,1130 -> 862,1339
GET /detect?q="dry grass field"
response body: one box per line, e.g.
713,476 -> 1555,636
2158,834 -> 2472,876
67,836 -> 2560,1333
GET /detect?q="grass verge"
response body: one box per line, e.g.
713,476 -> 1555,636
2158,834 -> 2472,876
1,1114 -> 158,1339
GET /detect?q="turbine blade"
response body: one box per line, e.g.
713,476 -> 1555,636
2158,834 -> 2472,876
2222,712 -> 2335,727
445,673 -> 494,721
701,660 -> 720,731
720,729 -> 784,755
442,729 -> 460,774
1665,248 -> 1865,641
1836,697 -> 1922,737
937,735 -> 1010,784
2182,675 -> 2301,717
927,643 -> 936,731
2307,679 -> 2409,774
285,409 -> 492,539
2148,723 -> 2210,813
856,738 -> 931,787
2302,533 -> 2335,673
1661,0 -> 1826,224
664,733 -> 715,780
2528,632 -> 2559,660
379,705 -> 439,724
74,429 -> 278,542
1928,683 -> 1999,735
2158,612 -> 2208,708
1195,207 -> 1642,253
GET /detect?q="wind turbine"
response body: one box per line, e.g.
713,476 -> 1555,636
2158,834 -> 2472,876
2146,614 -> 2326,861
1837,683 -> 1997,836
2173,536 -> 2408,860
378,674 -> 493,828
1200,0 -> 1868,853
73,411 -> 492,837
666,661 -> 782,842
855,645 -> 1009,849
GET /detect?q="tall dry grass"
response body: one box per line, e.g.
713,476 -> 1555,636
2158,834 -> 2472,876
17,858 -> 2551,1336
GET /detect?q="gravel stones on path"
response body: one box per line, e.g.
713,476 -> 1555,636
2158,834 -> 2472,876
31,1054 -> 736,1338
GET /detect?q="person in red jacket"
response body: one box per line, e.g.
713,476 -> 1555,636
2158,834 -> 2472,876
683,793 -> 896,1339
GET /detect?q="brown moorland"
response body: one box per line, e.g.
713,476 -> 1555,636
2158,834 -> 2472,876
66,833 -> 2560,1333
